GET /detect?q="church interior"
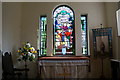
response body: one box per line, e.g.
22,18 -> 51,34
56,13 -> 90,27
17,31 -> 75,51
0,2 -> 120,80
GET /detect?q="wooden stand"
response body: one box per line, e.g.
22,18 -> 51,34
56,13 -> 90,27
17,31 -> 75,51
24,60 -> 28,79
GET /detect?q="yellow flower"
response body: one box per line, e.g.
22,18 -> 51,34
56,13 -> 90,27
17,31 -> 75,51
21,53 -> 24,55
23,47 -> 26,49
18,50 -> 21,53
29,47 -> 32,50
31,51 -> 34,53
34,51 -> 37,53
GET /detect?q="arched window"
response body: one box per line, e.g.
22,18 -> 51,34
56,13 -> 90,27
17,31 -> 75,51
53,5 -> 75,55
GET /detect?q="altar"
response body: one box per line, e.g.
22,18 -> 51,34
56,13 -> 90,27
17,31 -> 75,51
38,57 -> 90,79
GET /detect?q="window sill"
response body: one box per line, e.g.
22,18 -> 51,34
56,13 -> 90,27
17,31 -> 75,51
38,56 -> 90,60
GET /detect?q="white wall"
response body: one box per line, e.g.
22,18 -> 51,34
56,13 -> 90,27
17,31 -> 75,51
105,2 -> 118,59
0,1 -> 2,80
2,2 -> 22,67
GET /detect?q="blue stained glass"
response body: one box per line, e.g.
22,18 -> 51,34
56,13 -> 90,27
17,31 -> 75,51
53,5 -> 75,55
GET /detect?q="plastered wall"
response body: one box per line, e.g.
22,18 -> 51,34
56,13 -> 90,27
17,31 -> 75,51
2,2 -> 22,70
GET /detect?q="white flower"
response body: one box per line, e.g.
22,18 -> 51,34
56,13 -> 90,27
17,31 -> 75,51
26,42 -> 31,47
32,54 -> 35,58
31,47 -> 35,51
28,52 -> 32,56
19,55 -> 22,58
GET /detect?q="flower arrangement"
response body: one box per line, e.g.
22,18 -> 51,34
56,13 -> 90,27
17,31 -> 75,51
17,42 -> 37,62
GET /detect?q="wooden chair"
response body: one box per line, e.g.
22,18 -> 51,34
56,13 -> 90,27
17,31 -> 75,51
2,52 -> 29,80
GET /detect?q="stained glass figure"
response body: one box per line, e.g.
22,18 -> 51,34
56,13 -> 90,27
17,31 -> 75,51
40,16 -> 47,56
53,5 -> 75,55
81,15 -> 88,55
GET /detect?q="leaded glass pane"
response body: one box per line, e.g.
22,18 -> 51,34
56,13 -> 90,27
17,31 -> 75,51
40,16 -> 47,56
81,15 -> 87,54
53,5 -> 75,55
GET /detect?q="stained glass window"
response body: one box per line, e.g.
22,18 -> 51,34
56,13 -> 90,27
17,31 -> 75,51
53,5 -> 75,55
40,16 -> 47,56
81,15 -> 88,55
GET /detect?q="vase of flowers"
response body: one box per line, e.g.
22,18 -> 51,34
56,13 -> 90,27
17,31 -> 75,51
17,42 -> 37,78
17,42 -> 37,62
